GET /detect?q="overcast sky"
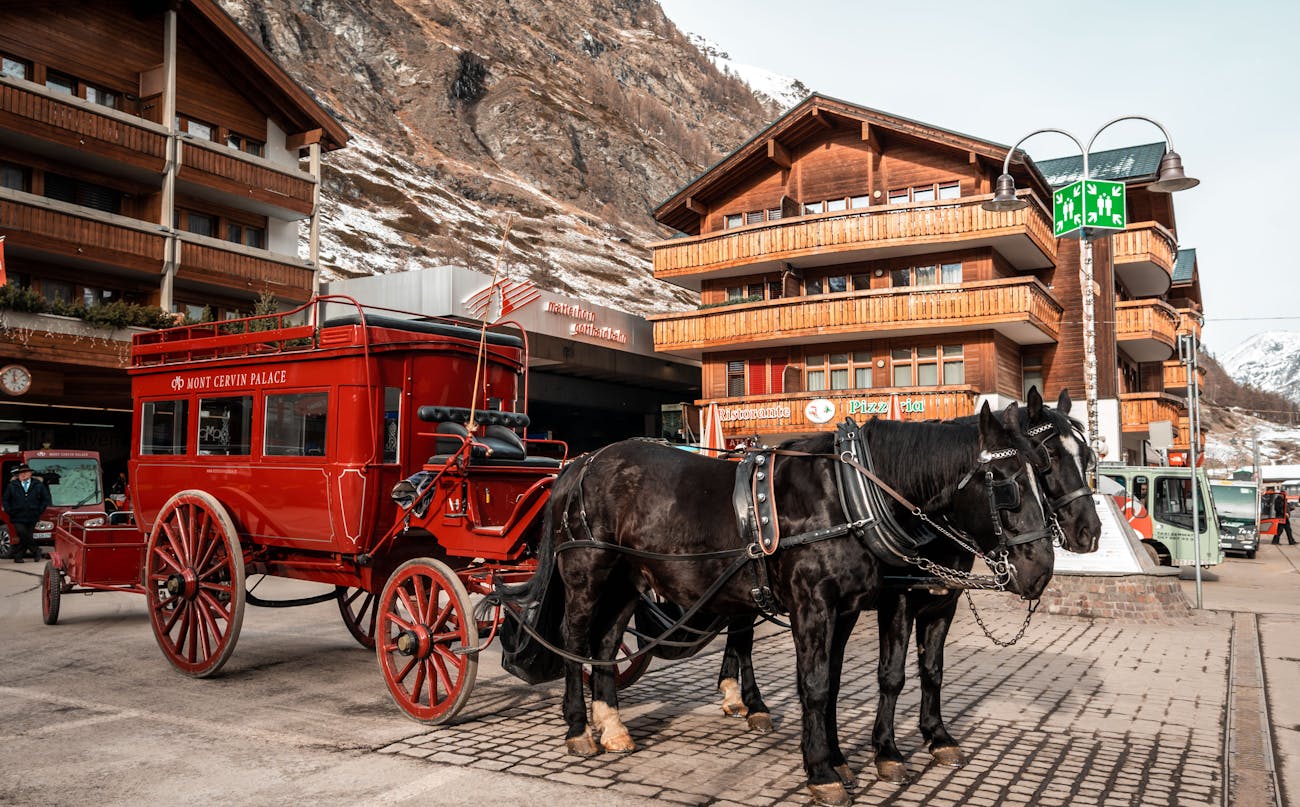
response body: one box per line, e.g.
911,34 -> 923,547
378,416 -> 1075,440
657,0 -> 1297,356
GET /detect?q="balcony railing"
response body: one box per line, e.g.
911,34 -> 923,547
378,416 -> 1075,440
0,190 -> 166,273
0,310 -> 146,370
1115,299 -> 1180,363
1111,221 -> 1178,297
1173,416 -> 1206,452
1175,307 -> 1202,341
178,139 -> 315,217
0,77 -> 167,171
698,387 -> 980,436
175,234 -> 314,299
650,192 -> 1056,287
1162,360 -> 1207,394
651,277 -> 1062,357
1120,392 -> 1184,434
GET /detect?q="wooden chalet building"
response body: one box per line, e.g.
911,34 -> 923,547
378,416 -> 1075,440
649,95 -> 1203,463
0,0 -> 347,461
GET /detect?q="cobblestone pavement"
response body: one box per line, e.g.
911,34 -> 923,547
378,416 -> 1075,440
380,593 -> 1231,806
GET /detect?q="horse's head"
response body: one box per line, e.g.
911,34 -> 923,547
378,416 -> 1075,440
947,401 -> 1054,599
1023,387 -> 1101,554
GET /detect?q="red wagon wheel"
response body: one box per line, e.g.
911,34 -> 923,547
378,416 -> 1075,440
336,586 -> 378,649
376,558 -> 478,724
145,490 -> 246,678
584,621 -> 652,691
42,561 -> 62,626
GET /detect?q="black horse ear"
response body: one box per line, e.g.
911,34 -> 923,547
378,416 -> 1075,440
979,401 -> 1007,447
1001,400 -> 1023,434
1057,388 -> 1072,415
1026,387 -> 1042,419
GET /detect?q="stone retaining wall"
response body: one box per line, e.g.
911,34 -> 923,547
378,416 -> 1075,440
1041,572 -> 1192,621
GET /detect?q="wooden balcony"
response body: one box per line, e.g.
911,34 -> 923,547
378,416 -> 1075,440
1173,416 -> 1206,453
1120,392 -> 1184,434
1162,360 -> 1207,395
0,311 -> 142,371
178,139 -> 316,218
650,193 -> 1056,289
175,234 -> 314,300
0,77 -> 167,174
1115,299 -> 1180,362
1175,307 -> 1202,341
699,387 -> 979,437
1112,221 -> 1177,297
0,191 -> 165,273
651,277 -> 1061,358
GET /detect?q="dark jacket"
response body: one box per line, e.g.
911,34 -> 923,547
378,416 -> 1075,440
3,477 -> 52,525
1274,494 -> 1288,519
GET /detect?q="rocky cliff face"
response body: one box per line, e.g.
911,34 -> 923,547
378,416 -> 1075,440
219,0 -> 780,315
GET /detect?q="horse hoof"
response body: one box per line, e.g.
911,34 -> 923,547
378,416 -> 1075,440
600,731 -> 636,754
875,759 -> 911,783
565,734 -> 601,757
746,712 -> 774,733
722,702 -> 748,717
931,745 -> 966,767
833,764 -> 856,788
807,782 -> 850,806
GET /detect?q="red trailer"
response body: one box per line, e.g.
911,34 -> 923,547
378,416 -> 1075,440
107,295 -> 570,723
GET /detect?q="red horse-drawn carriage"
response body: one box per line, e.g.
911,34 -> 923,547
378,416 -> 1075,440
43,295 -> 577,723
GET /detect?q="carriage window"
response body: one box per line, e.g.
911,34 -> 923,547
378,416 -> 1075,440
198,396 -> 253,455
264,393 -> 328,457
141,400 -> 189,455
383,387 -> 401,463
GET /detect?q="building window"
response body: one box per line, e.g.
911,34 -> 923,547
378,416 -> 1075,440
226,223 -> 266,249
84,84 -> 118,110
826,275 -> 847,293
806,351 -> 872,391
82,287 -> 117,307
724,208 -> 782,229
726,361 -> 746,397
44,173 -> 122,213
181,211 -> 216,237
44,279 -> 75,305
850,195 -> 870,209
226,132 -> 265,157
891,261 -> 962,287
892,345 -> 963,387
803,201 -> 823,215
724,213 -> 742,229
1023,366 -> 1044,400
176,115 -> 216,141
1,161 -> 30,192
888,182 -> 962,204
805,277 -> 822,295
1,55 -> 30,80
767,280 -> 783,301
45,70 -> 75,95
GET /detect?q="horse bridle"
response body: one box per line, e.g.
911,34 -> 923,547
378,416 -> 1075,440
951,446 -> 1053,549
1025,420 -> 1095,545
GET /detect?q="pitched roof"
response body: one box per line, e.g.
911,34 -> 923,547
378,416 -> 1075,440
1036,142 -> 1166,187
1174,248 -> 1197,284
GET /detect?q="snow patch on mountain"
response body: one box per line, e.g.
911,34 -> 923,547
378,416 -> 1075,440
1221,331 -> 1300,404
686,33 -> 808,110
1204,404 -> 1300,469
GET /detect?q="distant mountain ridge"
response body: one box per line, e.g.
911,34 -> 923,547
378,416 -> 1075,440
1221,331 -> 1300,405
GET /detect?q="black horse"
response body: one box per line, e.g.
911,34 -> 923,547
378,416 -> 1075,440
499,403 -> 1052,806
708,388 -> 1102,782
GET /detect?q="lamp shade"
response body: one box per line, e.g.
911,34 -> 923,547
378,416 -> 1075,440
1148,150 -> 1199,192
981,173 -> 1029,211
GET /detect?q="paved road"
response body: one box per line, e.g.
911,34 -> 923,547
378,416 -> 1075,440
0,547 -> 1294,806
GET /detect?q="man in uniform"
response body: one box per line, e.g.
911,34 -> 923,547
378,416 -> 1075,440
3,464 -> 52,562
1273,489 -> 1297,545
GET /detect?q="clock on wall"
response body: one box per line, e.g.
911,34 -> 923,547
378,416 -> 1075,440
0,364 -> 32,396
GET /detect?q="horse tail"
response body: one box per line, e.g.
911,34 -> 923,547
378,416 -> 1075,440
488,458 -> 583,684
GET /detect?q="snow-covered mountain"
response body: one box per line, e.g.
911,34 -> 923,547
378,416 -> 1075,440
686,34 -> 808,111
1221,331 -> 1300,404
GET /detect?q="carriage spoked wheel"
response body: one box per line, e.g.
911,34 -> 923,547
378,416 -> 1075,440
145,490 -> 246,678
376,558 -> 478,724
336,586 -> 378,649
584,617 -> 652,691
42,561 -> 62,626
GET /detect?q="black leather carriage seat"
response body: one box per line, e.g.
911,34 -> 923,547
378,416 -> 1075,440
422,408 -> 560,468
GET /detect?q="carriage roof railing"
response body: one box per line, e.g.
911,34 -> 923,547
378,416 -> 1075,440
130,294 -> 527,369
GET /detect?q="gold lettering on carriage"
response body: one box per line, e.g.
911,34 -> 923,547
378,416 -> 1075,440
175,369 -> 290,391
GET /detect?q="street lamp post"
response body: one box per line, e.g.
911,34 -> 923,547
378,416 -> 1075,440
982,117 -> 1199,464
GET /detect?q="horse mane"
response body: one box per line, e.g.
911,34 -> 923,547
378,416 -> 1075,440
780,419 -> 983,513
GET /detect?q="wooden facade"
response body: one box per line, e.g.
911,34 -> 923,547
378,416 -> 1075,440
0,0 -> 347,459
651,96 -> 1204,459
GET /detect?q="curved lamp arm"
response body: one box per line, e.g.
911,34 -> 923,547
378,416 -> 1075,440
1085,114 -> 1175,159
1000,127 -> 1086,176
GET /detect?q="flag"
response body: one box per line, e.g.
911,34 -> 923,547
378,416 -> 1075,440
700,402 -> 726,456
0,235 -> 6,286
886,393 -> 903,421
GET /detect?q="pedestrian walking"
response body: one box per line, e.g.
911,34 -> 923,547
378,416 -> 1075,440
2,464 -> 52,562
1271,490 -> 1296,545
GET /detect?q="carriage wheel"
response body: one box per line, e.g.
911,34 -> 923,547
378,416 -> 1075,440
145,490 -> 246,678
42,561 -> 61,626
336,586 -> 378,649
376,558 -> 478,724
0,526 -> 12,559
